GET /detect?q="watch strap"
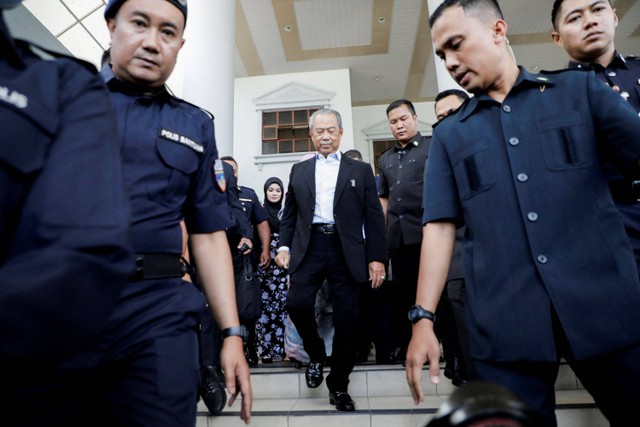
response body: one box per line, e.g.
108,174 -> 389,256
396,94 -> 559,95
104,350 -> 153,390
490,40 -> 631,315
221,325 -> 248,341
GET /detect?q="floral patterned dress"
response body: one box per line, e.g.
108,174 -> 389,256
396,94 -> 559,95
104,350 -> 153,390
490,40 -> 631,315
255,232 -> 288,360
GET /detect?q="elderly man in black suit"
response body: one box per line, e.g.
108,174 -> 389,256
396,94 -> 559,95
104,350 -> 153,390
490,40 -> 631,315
275,108 -> 386,411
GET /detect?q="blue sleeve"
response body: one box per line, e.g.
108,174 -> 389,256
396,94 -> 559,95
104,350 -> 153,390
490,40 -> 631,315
0,59 -> 134,360
183,117 -> 235,233
422,133 -> 463,226
250,189 -> 269,224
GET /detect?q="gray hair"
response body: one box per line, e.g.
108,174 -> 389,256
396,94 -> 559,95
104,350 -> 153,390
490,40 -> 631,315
309,108 -> 343,130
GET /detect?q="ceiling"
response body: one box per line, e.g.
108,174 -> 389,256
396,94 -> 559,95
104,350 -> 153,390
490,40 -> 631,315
7,0 -> 640,106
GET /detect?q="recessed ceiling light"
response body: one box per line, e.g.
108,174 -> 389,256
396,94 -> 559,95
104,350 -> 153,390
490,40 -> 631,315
284,25 -> 292,32
374,76 -> 382,81
377,17 -> 386,24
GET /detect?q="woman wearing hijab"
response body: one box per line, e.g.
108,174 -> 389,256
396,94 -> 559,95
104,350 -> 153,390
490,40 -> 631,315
256,177 -> 289,363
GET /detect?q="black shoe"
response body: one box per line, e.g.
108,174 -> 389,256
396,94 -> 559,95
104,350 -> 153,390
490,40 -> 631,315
261,356 -> 273,364
329,391 -> 355,411
200,366 -> 227,416
305,361 -> 324,388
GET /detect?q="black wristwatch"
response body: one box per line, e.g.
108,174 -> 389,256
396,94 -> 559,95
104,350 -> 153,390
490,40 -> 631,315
408,304 -> 436,324
221,325 -> 248,343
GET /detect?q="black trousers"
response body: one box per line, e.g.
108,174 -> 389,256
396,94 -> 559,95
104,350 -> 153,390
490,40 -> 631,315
474,311 -> 640,427
286,230 -> 363,392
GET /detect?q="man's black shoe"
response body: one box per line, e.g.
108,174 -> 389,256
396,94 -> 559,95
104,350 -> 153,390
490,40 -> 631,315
329,391 -> 355,411
305,361 -> 324,388
200,365 -> 227,416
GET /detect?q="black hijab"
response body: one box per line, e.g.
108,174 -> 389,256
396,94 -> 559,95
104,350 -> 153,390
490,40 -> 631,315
263,177 -> 284,232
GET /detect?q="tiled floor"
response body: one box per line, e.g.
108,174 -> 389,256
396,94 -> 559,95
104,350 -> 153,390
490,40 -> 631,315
197,362 -> 607,427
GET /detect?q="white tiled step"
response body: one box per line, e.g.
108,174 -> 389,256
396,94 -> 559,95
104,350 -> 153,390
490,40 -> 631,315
195,363 -> 607,427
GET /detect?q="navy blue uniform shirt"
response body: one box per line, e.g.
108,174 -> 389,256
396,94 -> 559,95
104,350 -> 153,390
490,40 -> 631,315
101,66 -> 234,254
238,186 -> 269,227
424,67 -> 640,362
0,16 -> 133,361
569,51 -> 640,114
378,133 -> 431,249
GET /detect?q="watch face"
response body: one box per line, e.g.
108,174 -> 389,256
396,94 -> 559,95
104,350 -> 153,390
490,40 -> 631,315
408,306 -> 418,322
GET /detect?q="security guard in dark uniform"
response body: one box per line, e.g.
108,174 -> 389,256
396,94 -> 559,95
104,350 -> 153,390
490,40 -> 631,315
99,0 -> 252,425
377,99 -> 433,364
551,0 -> 640,269
221,156 -> 270,366
0,0 -> 133,424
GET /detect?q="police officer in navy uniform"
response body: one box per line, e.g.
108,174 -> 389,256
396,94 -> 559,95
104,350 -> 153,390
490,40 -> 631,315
221,156 -> 270,366
407,1 -> 640,425
101,0 -> 252,424
377,99 -> 432,364
552,0 -> 640,271
0,0 -> 134,424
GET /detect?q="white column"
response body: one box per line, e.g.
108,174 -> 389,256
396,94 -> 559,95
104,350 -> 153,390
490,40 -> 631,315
427,0 -> 463,93
172,0 -> 236,157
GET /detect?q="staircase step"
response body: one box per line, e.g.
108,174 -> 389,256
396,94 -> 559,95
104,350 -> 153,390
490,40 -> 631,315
196,362 -> 607,426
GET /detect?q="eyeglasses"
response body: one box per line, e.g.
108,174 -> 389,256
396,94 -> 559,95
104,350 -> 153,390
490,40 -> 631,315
313,126 -> 338,136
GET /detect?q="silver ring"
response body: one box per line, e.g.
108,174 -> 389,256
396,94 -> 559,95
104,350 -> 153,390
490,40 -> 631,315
381,275 -> 386,280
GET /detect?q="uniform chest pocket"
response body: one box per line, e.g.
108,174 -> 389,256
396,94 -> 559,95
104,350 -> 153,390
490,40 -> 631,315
0,107 -> 50,175
407,157 -> 425,181
451,140 -> 495,200
154,137 -> 200,205
536,111 -> 594,171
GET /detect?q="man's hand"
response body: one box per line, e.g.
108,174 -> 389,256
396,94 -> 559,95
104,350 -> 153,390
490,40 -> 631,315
368,261 -> 386,288
237,237 -> 253,255
275,249 -> 290,269
406,320 -> 441,405
259,247 -> 271,268
220,336 -> 253,424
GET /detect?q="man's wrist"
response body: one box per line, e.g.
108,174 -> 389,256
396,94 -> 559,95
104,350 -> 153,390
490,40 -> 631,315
277,246 -> 290,253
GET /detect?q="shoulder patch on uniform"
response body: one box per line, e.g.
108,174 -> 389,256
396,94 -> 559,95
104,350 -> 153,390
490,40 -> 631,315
213,159 -> 226,192
158,128 -> 203,153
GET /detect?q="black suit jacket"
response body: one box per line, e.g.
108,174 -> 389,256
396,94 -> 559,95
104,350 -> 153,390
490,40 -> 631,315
279,154 -> 386,283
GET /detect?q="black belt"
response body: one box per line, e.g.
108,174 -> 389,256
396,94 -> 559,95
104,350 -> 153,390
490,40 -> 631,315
609,179 -> 640,204
130,253 -> 188,281
312,223 -> 337,234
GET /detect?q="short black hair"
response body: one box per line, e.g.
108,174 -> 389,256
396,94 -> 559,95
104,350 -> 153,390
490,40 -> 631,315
429,0 -> 504,28
386,99 -> 416,117
220,156 -> 237,164
551,0 -> 612,29
435,89 -> 470,104
344,149 -> 363,161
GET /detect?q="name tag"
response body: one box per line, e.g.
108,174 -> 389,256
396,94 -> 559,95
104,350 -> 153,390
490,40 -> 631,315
159,128 -> 203,153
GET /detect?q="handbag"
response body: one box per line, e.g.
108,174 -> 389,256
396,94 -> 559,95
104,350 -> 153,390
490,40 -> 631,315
235,254 -> 263,323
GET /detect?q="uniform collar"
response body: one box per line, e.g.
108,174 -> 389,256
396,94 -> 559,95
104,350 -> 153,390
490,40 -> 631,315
393,132 -> 423,150
0,13 -> 25,69
458,67 -> 554,122
100,64 -> 176,104
568,51 -> 628,72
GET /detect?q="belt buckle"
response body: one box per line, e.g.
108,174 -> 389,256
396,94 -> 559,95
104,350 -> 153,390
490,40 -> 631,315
322,224 -> 335,234
632,180 -> 640,203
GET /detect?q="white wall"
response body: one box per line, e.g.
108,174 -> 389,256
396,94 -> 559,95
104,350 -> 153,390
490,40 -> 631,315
233,68 -> 353,196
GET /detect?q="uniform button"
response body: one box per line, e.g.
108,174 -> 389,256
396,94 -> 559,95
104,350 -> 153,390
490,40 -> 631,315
517,173 -> 528,182
503,105 -> 511,113
509,137 -> 520,146
399,215 -> 404,219
397,197 -> 402,202
608,71 -> 616,77
399,165 -> 403,169
397,180 -> 401,185
537,255 -> 548,264
527,212 -> 538,221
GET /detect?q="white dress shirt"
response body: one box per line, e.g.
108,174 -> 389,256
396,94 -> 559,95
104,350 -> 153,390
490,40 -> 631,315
313,151 -> 341,224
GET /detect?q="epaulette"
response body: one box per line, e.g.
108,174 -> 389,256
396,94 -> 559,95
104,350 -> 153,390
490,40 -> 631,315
15,39 -> 97,74
166,89 -> 215,121
539,67 -> 587,75
625,55 -> 638,62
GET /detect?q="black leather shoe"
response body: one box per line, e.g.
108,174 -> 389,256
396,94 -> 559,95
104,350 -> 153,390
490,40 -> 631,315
200,366 -> 227,416
305,361 -> 324,388
329,391 -> 355,411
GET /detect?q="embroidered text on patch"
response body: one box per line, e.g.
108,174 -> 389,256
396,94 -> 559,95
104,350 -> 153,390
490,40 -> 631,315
0,85 -> 28,109
159,128 -> 203,153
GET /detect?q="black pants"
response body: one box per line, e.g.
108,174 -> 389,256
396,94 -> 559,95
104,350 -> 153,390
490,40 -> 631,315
474,311 -> 640,426
286,231 -> 362,392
